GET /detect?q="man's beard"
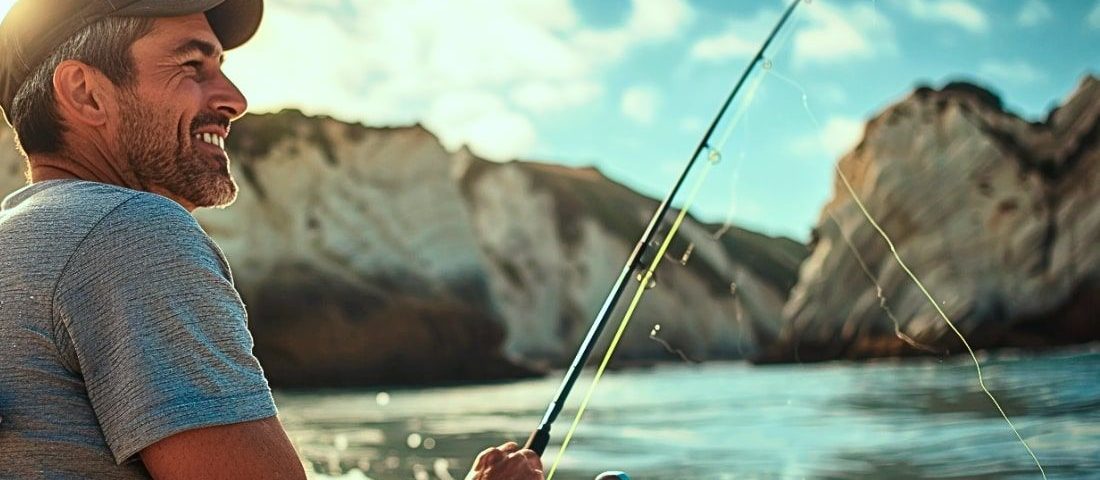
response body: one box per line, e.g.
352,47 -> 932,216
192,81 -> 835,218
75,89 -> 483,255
118,94 -> 238,208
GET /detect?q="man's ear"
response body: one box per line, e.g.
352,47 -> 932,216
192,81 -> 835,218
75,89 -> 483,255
52,60 -> 114,127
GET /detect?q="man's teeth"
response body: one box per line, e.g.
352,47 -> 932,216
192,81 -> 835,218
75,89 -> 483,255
195,133 -> 225,150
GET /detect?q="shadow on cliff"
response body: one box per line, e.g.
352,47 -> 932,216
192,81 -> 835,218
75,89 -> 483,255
244,263 -> 539,388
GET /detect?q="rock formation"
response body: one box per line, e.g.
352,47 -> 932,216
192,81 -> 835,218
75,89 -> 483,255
5,75 -> 1096,380
762,75 -> 1100,362
0,110 -> 805,386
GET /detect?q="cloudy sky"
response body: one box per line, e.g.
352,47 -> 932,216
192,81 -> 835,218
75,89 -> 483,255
3,0 -> 1098,239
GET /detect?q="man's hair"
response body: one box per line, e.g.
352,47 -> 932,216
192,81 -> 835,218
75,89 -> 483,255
8,17 -> 154,156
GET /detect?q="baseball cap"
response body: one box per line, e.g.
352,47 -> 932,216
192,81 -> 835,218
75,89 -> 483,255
0,0 -> 264,126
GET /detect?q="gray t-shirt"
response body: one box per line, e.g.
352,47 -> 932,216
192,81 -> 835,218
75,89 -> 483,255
0,180 -> 276,479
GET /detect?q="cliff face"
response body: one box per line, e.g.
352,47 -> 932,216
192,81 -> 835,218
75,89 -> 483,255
194,113 -> 528,386
765,76 -> 1100,362
5,75 -> 1095,379
0,110 -> 803,386
458,156 -> 804,365
206,112 -> 805,384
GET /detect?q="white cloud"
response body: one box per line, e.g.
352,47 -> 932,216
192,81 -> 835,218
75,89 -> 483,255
225,0 -> 694,162
897,0 -> 989,33
691,4 -> 896,67
689,10 -> 775,63
691,30 -> 757,62
424,92 -> 537,161
791,116 -> 864,159
1089,1 -> 1100,29
1016,0 -> 1053,27
977,59 -> 1048,86
575,0 -> 694,62
629,0 -> 694,39
792,1 -> 896,66
621,86 -> 661,125
277,0 -> 343,9
510,82 -> 602,114
815,84 -> 849,105
223,5 -> 368,119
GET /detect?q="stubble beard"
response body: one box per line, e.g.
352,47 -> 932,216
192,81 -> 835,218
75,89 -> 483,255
119,93 -> 239,209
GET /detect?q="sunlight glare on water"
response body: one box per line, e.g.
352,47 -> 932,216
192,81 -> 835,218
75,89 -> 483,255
280,347 -> 1100,480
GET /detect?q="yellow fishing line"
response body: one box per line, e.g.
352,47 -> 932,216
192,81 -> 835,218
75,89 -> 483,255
541,2 -> 1045,478
826,213 -> 942,354
767,67 -> 1047,479
834,170 -> 1047,480
546,160 -> 718,480
546,6 -> 806,477
545,54 -> 777,478
710,4 -> 805,241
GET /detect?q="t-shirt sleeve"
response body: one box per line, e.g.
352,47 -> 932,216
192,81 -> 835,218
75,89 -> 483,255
53,193 -> 277,465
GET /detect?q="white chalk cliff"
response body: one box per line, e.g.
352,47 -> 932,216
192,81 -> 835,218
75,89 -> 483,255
0,110 -> 803,386
5,76 -> 1096,381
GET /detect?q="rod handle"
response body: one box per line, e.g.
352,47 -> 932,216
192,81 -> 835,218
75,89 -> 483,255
524,427 -> 550,456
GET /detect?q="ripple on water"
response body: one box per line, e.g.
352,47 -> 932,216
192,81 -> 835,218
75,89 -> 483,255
280,351 -> 1100,479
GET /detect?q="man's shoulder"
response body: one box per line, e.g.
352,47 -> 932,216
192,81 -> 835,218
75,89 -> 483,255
23,180 -> 203,239
5,179 -> 132,210
93,187 -> 201,236
56,183 -> 234,288
76,187 -> 221,265
3,180 -> 194,230
12,180 -> 221,269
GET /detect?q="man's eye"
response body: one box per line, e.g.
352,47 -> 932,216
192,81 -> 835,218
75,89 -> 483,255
182,60 -> 203,70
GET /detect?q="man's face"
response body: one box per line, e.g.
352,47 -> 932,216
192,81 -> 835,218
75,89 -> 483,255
116,14 -> 248,209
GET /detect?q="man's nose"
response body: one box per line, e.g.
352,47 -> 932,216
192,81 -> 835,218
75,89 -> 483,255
207,71 -> 248,121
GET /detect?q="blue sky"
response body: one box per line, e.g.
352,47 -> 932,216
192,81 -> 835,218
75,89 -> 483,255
4,0 -> 1098,240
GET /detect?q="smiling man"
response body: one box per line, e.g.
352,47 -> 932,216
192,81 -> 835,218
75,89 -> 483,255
0,0 -> 307,478
0,1 -> 542,479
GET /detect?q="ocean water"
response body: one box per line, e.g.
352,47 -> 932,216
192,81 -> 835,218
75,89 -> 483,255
275,346 -> 1100,480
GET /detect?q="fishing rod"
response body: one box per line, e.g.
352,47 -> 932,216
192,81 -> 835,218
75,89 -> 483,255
523,0 -> 805,471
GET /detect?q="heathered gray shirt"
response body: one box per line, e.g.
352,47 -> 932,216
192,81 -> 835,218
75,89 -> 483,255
0,180 -> 277,479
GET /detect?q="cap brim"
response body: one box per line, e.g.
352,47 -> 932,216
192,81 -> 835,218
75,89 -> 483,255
206,0 -> 264,50
115,0 -> 263,51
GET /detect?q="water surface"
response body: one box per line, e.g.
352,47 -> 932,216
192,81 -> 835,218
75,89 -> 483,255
276,347 -> 1100,479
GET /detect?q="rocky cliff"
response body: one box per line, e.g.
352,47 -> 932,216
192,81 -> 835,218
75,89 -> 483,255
0,110 -> 804,387
762,75 -> 1100,362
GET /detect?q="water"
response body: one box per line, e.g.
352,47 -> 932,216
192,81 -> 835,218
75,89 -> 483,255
276,347 -> 1100,480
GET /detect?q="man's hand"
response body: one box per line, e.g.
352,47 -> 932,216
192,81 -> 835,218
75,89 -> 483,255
465,441 -> 544,480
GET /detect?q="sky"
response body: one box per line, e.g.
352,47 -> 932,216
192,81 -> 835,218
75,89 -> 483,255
2,0 -> 1099,240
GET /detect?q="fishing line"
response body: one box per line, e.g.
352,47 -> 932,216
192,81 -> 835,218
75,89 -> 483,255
546,158 -> 719,480
707,0 -> 807,244
660,71 -> 768,268
709,158 -> 742,241
768,65 -> 1047,479
825,214 -> 944,355
685,72 -> 768,245
547,11 -> 813,476
649,324 -> 702,364
527,3 -> 809,476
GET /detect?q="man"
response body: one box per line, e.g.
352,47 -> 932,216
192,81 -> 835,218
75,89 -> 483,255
0,1 -> 542,478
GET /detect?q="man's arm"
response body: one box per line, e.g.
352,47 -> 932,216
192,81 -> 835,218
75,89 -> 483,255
140,416 -> 306,480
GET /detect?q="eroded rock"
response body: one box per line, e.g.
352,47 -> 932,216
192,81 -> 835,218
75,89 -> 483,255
762,76 -> 1100,363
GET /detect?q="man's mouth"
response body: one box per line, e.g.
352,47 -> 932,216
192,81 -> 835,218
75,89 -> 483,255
193,132 -> 226,151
